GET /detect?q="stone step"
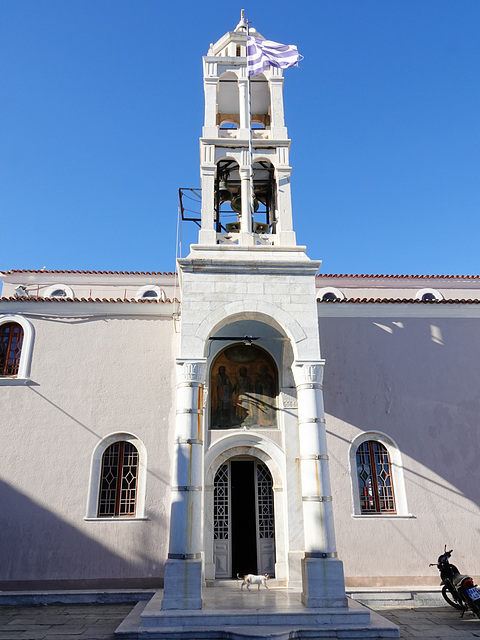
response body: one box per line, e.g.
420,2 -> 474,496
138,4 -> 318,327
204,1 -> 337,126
115,596 -> 400,639
140,609 -> 372,628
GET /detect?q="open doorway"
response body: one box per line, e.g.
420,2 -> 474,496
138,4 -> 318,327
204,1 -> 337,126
213,458 -> 275,579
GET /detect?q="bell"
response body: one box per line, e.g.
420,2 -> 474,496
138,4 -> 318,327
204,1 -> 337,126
231,195 -> 259,214
218,180 -> 232,203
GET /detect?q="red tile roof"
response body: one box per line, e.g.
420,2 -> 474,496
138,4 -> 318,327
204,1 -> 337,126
0,296 -> 179,304
1,269 -> 176,276
317,297 -> 480,304
317,273 -> 480,279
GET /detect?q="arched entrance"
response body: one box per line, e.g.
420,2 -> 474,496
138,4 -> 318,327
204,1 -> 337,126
214,457 -> 275,578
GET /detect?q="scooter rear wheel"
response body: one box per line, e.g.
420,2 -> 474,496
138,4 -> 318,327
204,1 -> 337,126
442,585 -> 463,610
468,599 -> 480,619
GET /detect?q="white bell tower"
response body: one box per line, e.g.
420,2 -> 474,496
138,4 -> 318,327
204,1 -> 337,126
198,12 -> 297,248
162,14 -> 347,614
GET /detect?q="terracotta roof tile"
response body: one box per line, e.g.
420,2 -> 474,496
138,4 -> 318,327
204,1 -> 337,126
0,296 -> 180,304
317,297 -> 480,304
317,273 -> 480,279
0,269 -> 176,276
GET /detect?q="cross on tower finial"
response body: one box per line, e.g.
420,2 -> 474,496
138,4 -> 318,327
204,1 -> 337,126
235,10 -> 247,32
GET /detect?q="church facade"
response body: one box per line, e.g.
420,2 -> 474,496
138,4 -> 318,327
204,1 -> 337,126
1,17 -> 480,599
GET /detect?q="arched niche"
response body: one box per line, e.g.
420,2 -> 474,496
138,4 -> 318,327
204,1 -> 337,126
215,158 -> 241,232
250,73 -> 270,120
217,71 -> 239,122
210,343 -> 278,431
253,159 -> 276,233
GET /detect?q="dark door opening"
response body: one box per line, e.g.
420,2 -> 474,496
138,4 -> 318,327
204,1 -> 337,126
231,460 -> 257,578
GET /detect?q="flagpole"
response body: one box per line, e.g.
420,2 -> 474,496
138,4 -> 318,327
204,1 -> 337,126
246,17 -> 255,234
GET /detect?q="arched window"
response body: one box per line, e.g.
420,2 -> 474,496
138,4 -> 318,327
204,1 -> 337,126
85,432 -> 147,520
322,292 -> 338,301
135,285 -> 166,301
356,440 -> 395,514
317,287 -> 345,302
44,284 -> 74,299
0,322 -> 24,376
97,441 -> 139,517
349,432 -> 411,517
415,288 -> 443,302
0,315 -> 33,383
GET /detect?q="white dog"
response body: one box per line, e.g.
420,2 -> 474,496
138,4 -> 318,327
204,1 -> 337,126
239,573 -> 269,590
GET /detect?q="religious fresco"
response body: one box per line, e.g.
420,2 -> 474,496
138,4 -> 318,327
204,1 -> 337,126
210,345 -> 277,430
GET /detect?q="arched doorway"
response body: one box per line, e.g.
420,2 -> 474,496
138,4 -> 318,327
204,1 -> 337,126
214,458 -> 275,579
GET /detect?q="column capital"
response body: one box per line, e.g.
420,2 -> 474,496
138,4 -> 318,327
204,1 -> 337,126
293,360 -> 326,386
176,359 -> 207,385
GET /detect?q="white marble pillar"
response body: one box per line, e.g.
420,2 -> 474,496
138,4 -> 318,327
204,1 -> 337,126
198,162 -> 216,245
239,151 -> 254,245
162,359 -> 207,611
237,75 -> 250,139
276,166 -> 296,246
202,64 -> 218,138
293,360 -> 347,609
269,68 -> 288,139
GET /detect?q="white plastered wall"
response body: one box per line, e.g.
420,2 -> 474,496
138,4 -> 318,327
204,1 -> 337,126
0,312 -> 177,587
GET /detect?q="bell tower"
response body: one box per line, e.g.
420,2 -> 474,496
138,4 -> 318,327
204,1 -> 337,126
197,13 -> 297,248
162,14 -> 347,615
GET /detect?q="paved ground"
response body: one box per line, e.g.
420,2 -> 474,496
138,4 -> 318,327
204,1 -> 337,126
0,601 -> 479,639
375,605 -> 480,639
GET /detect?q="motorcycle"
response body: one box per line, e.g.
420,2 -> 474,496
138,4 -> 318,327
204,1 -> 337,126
430,546 -> 480,618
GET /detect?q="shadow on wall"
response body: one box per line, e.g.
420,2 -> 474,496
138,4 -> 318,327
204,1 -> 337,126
319,316 -> 480,507
0,478 -> 163,590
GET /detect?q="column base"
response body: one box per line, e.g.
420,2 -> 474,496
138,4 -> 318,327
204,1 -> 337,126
161,559 -> 203,610
301,557 -> 348,608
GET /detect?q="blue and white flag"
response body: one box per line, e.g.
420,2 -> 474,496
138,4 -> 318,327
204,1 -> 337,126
247,35 -> 301,76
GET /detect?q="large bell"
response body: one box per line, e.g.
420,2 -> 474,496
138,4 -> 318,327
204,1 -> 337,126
218,180 -> 232,203
231,195 -> 259,214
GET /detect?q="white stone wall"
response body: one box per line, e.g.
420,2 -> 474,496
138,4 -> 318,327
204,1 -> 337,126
0,313 -> 177,587
319,312 -> 480,585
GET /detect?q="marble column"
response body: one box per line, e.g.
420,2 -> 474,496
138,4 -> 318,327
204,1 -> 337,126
293,360 -> 347,608
162,359 -> 207,611
237,75 -> 250,139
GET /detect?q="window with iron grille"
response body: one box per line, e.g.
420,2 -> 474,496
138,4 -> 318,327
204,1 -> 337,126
98,441 -> 139,517
356,440 -> 396,514
0,323 -> 24,377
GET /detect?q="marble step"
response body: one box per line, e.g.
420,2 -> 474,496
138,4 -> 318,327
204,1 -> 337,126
115,596 -> 399,639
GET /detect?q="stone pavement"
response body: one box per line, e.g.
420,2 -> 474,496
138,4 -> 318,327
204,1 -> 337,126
0,601 -> 479,639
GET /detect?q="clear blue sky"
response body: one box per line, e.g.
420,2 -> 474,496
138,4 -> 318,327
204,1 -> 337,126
2,0 -> 480,276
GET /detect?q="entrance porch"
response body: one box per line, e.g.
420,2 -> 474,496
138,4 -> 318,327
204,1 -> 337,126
116,582 -> 399,639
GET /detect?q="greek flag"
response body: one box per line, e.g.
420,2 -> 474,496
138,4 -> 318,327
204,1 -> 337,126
247,35 -> 301,76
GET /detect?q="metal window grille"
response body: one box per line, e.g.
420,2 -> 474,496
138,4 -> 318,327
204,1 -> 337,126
98,442 -> 138,517
257,462 -> 275,539
0,323 -> 23,376
214,464 -> 229,540
356,440 -> 396,514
